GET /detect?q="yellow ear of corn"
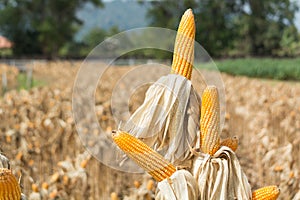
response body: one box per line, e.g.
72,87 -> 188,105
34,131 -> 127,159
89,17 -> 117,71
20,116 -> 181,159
171,8 -> 195,80
220,136 -> 238,152
112,131 -> 176,182
252,185 -> 280,200
0,168 -> 21,200
200,86 -> 221,155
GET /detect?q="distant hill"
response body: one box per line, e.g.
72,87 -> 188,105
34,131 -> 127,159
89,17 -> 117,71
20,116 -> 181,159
76,1 -> 151,41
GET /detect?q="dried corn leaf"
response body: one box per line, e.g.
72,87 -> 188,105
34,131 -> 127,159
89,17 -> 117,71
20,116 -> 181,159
193,146 -> 252,200
293,190 -> 300,200
122,74 -> 200,168
0,154 -> 10,169
262,143 -> 297,198
155,170 -> 199,200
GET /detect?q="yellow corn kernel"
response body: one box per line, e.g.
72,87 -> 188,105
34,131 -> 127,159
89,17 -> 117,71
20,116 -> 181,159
200,86 -> 221,155
50,172 -> 60,183
42,182 -> 49,190
171,9 -> 195,80
220,136 -> 238,152
0,168 -> 21,200
15,151 -> 23,161
49,189 -> 58,199
252,185 -> 280,200
110,192 -> 119,200
112,131 -> 176,182
80,159 -> 89,169
133,180 -> 141,189
32,183 -> 39,192
147,179 -> 155,191
63,175 -> 69,186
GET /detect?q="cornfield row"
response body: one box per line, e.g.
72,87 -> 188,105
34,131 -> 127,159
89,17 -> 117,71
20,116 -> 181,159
0,61 -> 299,199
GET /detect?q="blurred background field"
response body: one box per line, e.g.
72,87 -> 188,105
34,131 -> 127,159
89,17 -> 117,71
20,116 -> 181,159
0,61 -> 299,199
0,0 -> 300,199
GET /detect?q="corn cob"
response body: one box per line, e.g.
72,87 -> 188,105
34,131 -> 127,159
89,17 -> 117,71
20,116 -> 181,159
252,185 -> 280,200
112,131 -> 176,182
171,8 -> 195,80
220,136 -> 238,152
200,86 -> 221,155
0,168 -> 21,200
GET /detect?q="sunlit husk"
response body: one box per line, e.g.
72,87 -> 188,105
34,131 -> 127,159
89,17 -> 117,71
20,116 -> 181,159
155,170 -> 199,200
192,146 -> 252,199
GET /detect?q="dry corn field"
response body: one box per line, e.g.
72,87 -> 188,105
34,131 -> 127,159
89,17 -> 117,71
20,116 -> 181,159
0,64 -> 19,94
0,61 -> 299,199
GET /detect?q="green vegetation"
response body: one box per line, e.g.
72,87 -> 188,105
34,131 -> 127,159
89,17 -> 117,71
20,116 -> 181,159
0,0 -> 299,58
0,0 -> 102,58
146,0 -> 300,57
17,73 -> 46,90
198,58 -> 300,81
0,49 -> 12,57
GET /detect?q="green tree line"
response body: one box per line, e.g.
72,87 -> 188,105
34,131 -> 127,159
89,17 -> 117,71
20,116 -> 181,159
0,0 -> 299,58
146,0 -> 300,57
0,0 -> 102,58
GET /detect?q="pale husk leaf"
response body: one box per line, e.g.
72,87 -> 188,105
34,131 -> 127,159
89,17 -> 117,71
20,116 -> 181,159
193,146 -> 252,200
155,169 -> 199,200
0,154 -> 10,169
122,74 -> 200,168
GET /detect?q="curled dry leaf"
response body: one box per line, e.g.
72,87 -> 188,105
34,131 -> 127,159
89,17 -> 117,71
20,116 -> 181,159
0,154 -> 10,169
122,74 -> 200,169
193,146 -> 252,199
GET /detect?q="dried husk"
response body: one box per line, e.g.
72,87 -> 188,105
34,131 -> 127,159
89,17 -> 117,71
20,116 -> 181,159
0,154 -> 10,169
262,143 -> 298,199
293,190 -> 300,200
123,174 -> 155,200
193,146 -> 252,200
155,170 -> 199,200
122,74 -> 200,169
